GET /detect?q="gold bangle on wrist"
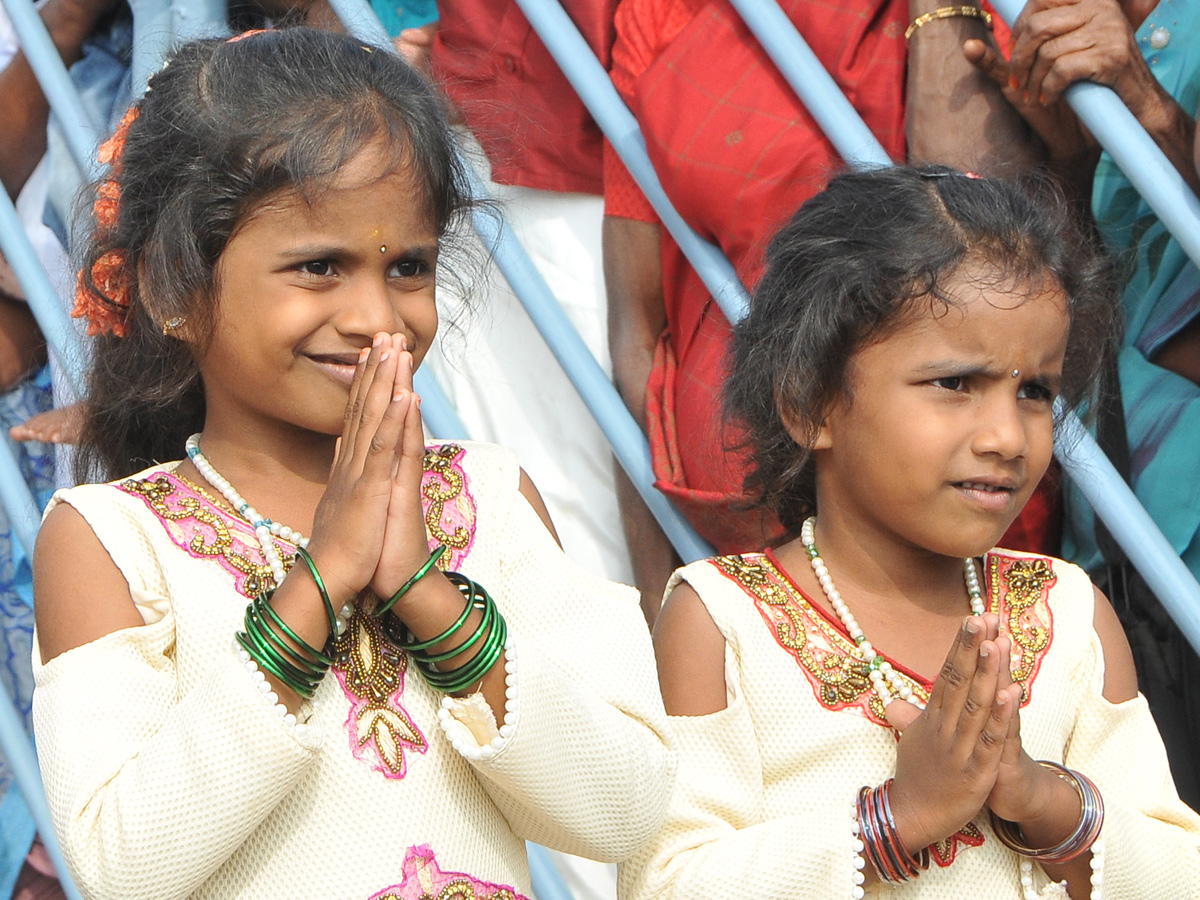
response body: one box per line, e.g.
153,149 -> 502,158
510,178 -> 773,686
905,6 -> 994,41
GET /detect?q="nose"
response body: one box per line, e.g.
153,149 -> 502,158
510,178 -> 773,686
972,390 -> 1029,461
337,275 -> 400,339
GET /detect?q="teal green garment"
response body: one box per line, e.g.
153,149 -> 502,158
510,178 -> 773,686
370,0 -> 438,34
1062,0 -> 1200,579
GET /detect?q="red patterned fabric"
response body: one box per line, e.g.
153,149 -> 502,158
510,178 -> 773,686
606,0 -> 1039,553
431,0 -> 619,195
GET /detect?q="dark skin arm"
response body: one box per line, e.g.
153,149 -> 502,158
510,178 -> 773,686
0,0 -> 120,199
603,214 -> 679,625
905,0 -> 1040,171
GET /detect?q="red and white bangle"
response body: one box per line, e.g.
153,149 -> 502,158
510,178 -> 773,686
854,779 -> 930,885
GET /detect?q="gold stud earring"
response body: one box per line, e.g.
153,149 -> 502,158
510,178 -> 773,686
163,316 -> 186,336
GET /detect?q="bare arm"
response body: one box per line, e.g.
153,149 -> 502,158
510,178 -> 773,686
0,0 -> 119,199
603,214 -> 679,624
906,0 -> 1040,171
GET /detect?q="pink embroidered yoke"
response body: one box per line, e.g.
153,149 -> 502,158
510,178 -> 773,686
620,550 -> 1200,899
32,442 -> 671,900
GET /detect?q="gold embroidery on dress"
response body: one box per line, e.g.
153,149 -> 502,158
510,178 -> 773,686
988,556 -> 1055,703
422,445 -> 471,550
714,554 -> 921,723
332,606 -> 427,776
121,473 -> 276,597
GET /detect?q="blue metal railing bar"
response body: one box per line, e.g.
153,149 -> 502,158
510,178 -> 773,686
725,0 -> 892,169
1055,405 -> 1200,653
720,0 -> 1200,654
328,0 -> 713,564
1,0 -> 101,182
526,843 -> 575,900
512,0 -> 750,325
414,367 -> 470,440
461,184 -> 713,564
991,0 -> 1200,272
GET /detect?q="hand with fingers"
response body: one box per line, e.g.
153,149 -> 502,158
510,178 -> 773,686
302,332 -> 419,608
963,0 -> 1163,162
883,614 -> 1020,852
366,334 -> 442,613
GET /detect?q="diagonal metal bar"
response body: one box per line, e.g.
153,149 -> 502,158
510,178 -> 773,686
725,0 -> 892,169
512,0 -> 750,324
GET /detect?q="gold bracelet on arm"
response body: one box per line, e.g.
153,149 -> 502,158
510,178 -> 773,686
905,5 -> 994,41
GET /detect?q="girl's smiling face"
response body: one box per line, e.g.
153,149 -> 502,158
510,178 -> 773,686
193,144 -> 440,441
809,259 -> 1071,560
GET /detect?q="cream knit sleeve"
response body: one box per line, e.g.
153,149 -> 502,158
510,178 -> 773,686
618,643 -> 861,900
32,489 -> 323,900
451,490 -> 675,864
1061,628 -> 1200,898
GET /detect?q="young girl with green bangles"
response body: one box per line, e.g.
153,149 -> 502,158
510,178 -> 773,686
30,27 -> 671,900
620,167 -> 1200,900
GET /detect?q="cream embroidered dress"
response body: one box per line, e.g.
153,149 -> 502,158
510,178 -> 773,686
620,549 -> 1200,899
33,441 -> 672,900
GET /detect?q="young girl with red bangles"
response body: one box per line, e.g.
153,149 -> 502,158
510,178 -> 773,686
620,166 -> 1200,900
30,27 -> 671,900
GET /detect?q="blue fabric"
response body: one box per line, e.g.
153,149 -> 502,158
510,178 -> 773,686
369,0 -> 439,34
0,367 -> 56,896
1062,0 -> 1200,579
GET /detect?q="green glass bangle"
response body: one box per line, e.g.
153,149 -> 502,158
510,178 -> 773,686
293,547 -> 338,635
247,599 -> 328,677
243,605 -> 325,689
421,614 -> 506,694
254,589 -> 333,666
413,593 -> 493,665
236,631 -> 320,697
396,569 -> 475,652
376,545 -> 447,617
420,605 -> 507,693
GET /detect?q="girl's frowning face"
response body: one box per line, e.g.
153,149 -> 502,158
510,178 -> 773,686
808,260 -> 1071,560
193,144 -> 440,441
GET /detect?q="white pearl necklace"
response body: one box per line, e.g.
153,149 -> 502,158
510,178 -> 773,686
186,434 -> 310,588
800,517 -> 985,710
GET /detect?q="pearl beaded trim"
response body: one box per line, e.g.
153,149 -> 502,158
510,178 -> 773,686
1017,836 -> 1105,900
236,642 -> 309,737
850,809 -> 867,899
187,434 -> 351,635
437,636 -> 518,761
801,517 -> 985,710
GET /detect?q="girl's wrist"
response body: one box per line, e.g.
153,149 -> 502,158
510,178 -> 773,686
1005,762 -> 1082,847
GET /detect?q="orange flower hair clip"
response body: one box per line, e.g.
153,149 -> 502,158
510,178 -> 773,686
73,104 -> 140,338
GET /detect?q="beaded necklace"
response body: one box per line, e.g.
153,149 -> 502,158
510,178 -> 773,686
800,517 -> 985,709
185,434 -> 311,589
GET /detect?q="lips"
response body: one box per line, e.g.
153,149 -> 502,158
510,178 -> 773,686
304,351 -> 362,386
952,479 -> 1019,512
